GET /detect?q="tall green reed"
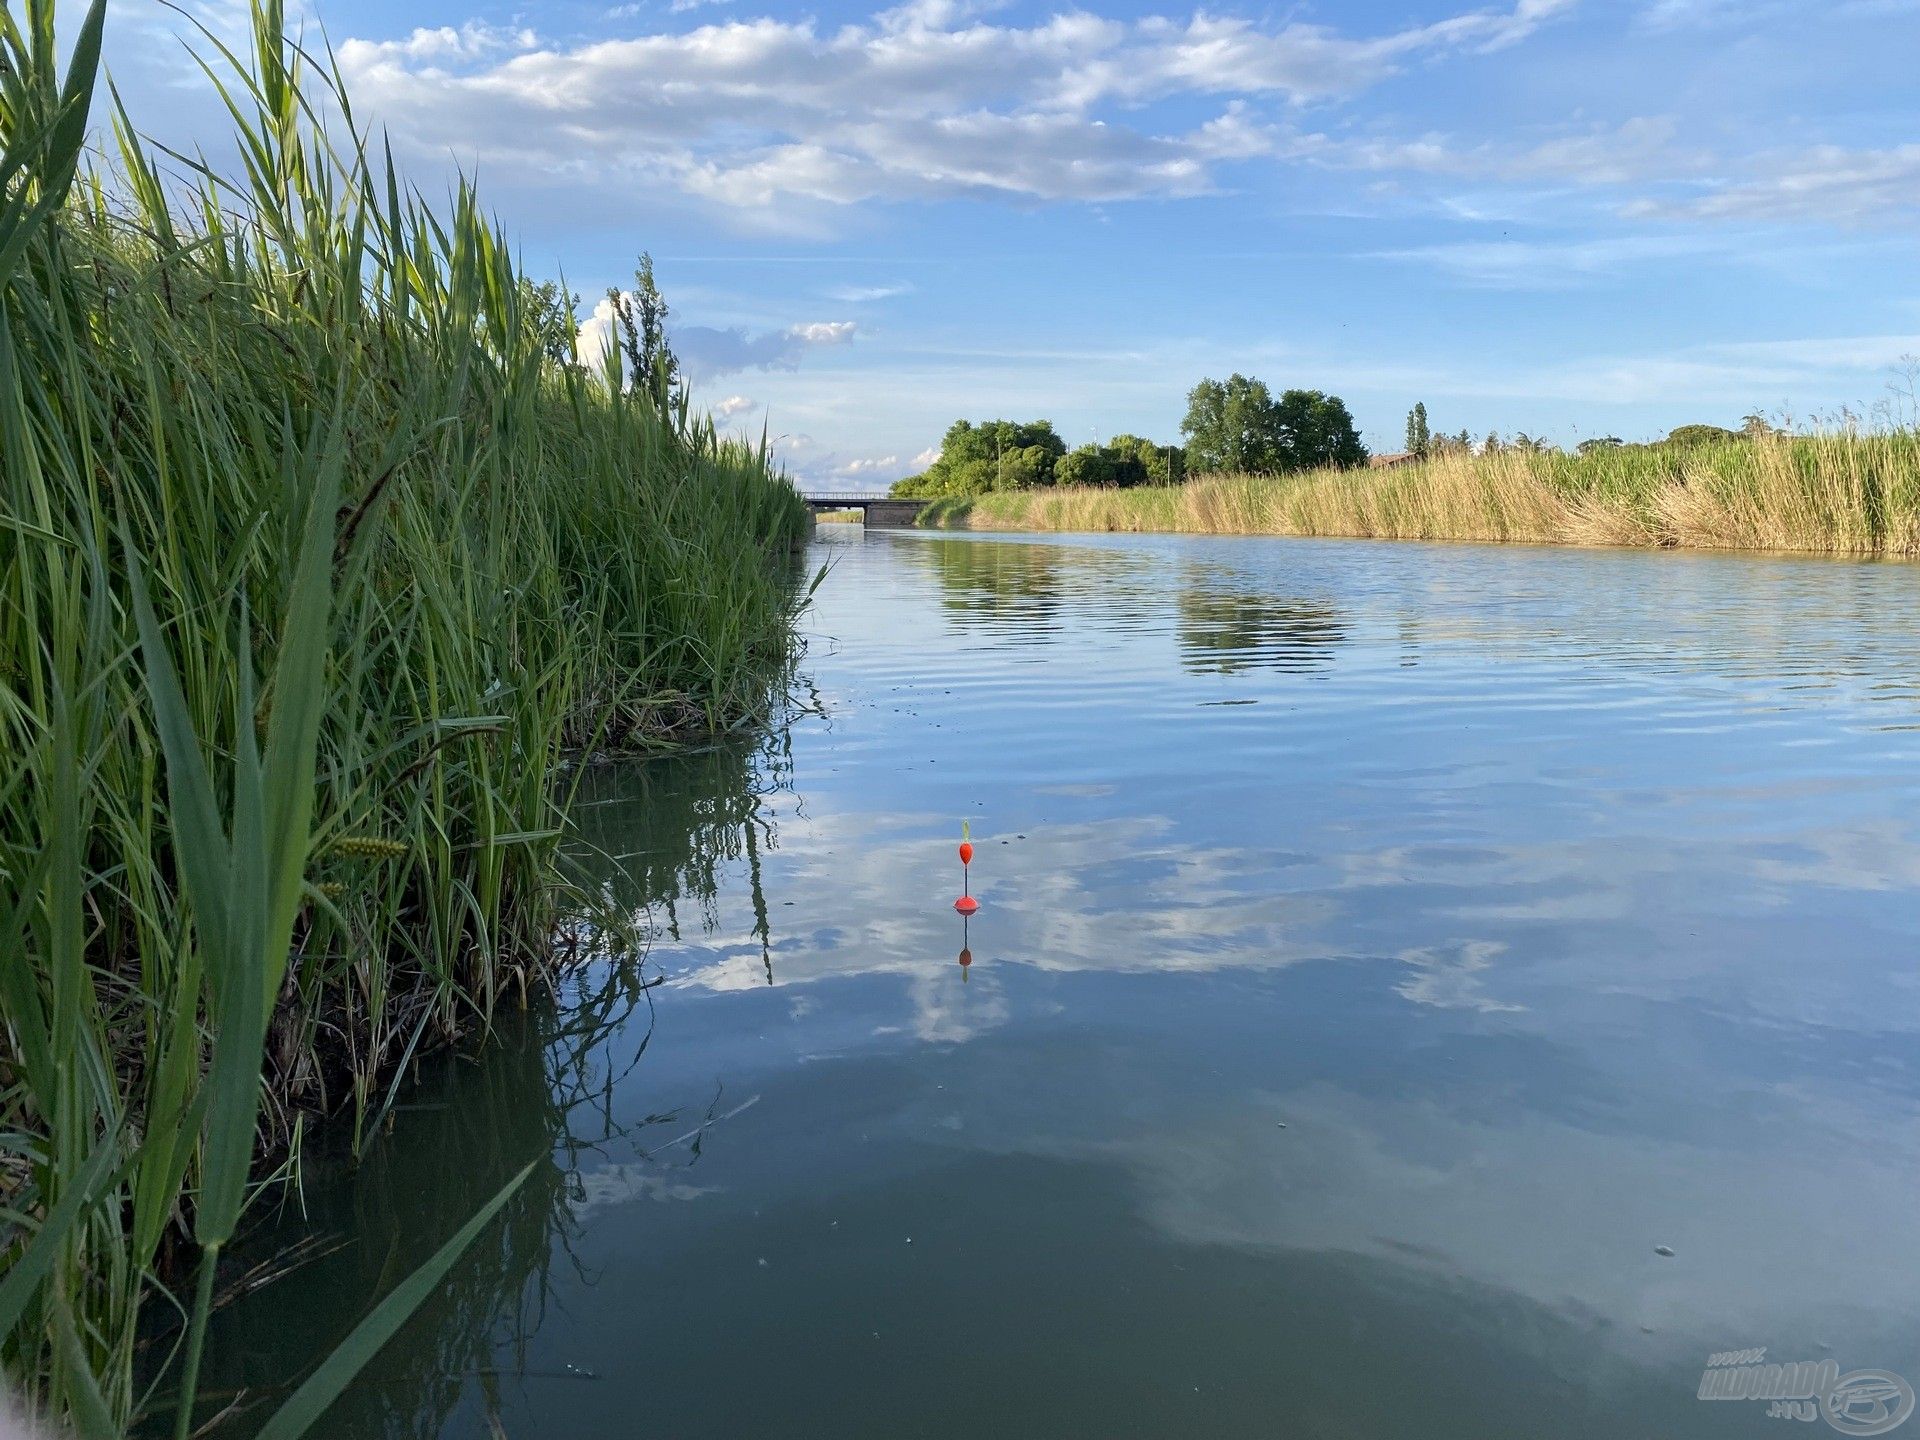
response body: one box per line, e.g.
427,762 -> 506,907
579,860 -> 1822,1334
0,0 -> 809,1431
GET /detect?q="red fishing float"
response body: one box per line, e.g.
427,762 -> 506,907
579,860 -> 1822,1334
953,821 -> 980,914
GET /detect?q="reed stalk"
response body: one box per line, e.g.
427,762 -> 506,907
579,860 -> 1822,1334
0,0 -> 809,1432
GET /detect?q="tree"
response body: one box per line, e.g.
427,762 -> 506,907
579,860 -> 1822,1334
1181,376 -> 1366,474
606,252 -> 680,409
1276,389 -> 1368,470
1048,435 -> 1185,489
1665,424 -> 1740,447
1103,434 -> 1184,485
1182,374 -> 1286,473
1483,431 -> 1502,455
1577,436 -> 1624,455
1055,445 -> 1115,488
518,278 -> 581,367
1741,411 -> 1776,439
891,419 -> 1068,496
1405,402 -> 1431,458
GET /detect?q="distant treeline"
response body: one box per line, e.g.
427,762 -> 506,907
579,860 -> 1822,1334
932,425 -> 1920,558
1402,400 -> 1784,459
895,386 -> 1804,499
892,374 -> 1366,497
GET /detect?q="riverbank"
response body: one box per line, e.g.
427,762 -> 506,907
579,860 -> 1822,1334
0,4 -> 808,1431
920,432 -> 1920,554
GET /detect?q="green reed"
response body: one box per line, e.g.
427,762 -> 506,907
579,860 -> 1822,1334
0,0 -> 809,1431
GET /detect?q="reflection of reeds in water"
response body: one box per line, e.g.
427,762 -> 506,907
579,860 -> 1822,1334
171,958 -> 665,1440
955,432 -> 1920,554
164,738 -> 780,1440
568,733 -> 792,956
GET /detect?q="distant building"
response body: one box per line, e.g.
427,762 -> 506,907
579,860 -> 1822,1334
1369,451 -> 1419,470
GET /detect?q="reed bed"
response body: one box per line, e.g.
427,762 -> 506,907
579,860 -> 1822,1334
950,431 -> 1920,555
0,0 -> 808,1432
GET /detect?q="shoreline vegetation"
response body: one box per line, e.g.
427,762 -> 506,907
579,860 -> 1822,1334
0,1 -> 807,1434
916,430 -> 1920,556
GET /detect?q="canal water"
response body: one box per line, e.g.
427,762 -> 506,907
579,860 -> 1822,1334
201,529 -> 1920,1437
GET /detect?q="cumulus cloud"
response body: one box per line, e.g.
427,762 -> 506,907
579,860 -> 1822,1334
336,21 -> 537,65
333,0 -> 1578,214
714,393 -> 759,417
676,320 -> 857,380
575,295 -> 856,377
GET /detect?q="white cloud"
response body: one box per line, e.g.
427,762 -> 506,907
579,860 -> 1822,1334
1368,232 -> 1732,288
1632,143 -> 1920,226
789,321 -> 857,345
1329,116 -> 1703,188
826,283 -> 914,302
336,21 -> 537,66
677,320 -> 857,379
576,296 -> 857,377
1327,333 -> 1920,409
333,0 -> 1578,215
1636,0 -> 1917,29
714,394 -> 759,416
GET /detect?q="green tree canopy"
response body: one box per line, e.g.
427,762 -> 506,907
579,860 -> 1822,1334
606,252 -> 680,410
1405,402 -> 1431,457
517,278 -> 581,368
891,419 -> 1068,496
1055,445 -> 1115,488
1275,388 -> 1369,471
1181,375 -> 1367,474
1054,434 -> 1186,488
1665,424 -> 1741,446
1180,374 -> 1285,473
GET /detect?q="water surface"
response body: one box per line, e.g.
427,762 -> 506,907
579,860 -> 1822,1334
203,530 -> 1920,1438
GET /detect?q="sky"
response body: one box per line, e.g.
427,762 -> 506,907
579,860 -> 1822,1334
96,0 -> 1920,487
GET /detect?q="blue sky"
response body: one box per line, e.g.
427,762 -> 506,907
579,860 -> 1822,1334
102,0 -> 1920,485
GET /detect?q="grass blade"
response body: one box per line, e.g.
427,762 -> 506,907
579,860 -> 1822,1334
252,1161 -> 537,1440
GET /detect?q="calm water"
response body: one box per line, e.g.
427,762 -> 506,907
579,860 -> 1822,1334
202,530 -> 1920,1438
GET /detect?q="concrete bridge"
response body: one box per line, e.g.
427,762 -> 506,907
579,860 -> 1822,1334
798,492 -> 929,528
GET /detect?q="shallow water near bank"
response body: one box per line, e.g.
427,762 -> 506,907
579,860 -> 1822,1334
196,529 -> 1920,1438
